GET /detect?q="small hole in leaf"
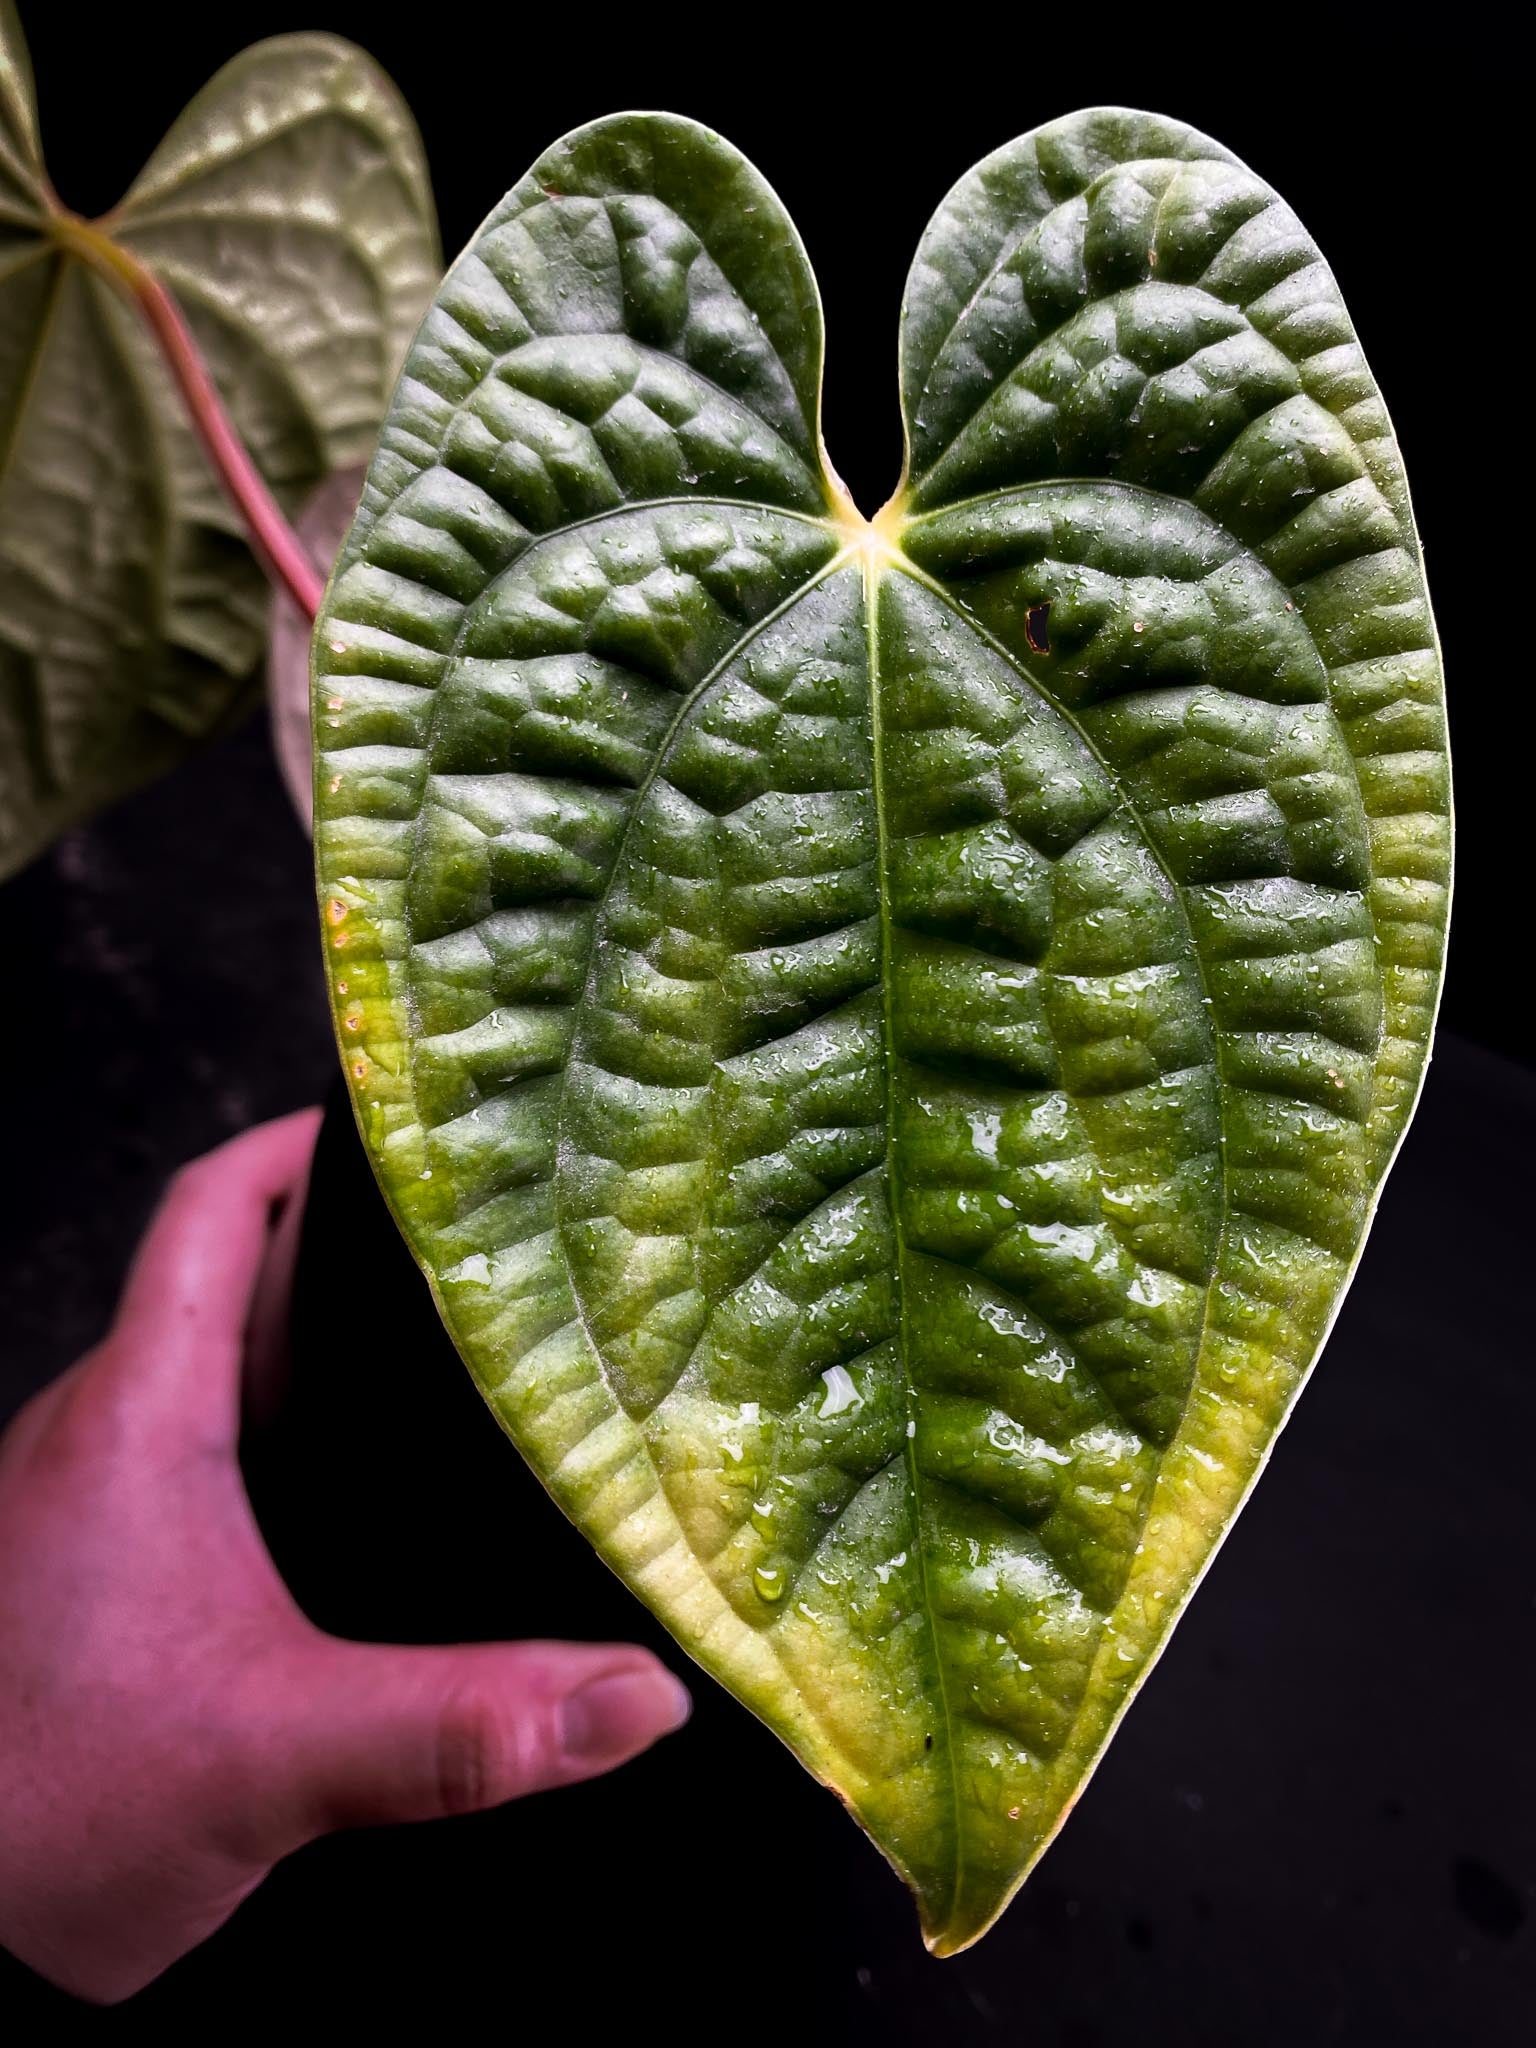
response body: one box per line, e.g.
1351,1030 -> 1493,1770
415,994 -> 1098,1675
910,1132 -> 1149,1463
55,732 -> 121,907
1025,602 -> 1052,655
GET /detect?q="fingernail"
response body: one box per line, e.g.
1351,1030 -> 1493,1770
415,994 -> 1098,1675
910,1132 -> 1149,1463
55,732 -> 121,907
560,1669 -> 692,1760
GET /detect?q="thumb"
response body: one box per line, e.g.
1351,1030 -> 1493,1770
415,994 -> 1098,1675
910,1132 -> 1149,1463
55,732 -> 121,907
263,1637 -> 692,1842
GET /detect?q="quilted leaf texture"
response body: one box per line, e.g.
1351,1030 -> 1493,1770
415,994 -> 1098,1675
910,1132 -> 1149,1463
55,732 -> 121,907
313,110 -> 1448,1952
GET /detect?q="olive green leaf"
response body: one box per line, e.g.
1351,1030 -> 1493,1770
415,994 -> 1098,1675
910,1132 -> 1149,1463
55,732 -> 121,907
0,9 -> 438,876
269,466 -> 365,829
313,110 -> 1448,1952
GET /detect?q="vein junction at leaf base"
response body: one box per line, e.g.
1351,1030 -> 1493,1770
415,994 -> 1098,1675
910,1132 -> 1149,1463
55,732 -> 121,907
312,105 -> 1448,1954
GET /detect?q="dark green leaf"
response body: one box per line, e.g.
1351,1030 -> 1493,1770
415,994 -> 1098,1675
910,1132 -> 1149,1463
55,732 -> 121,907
313,110 -> 1449,1951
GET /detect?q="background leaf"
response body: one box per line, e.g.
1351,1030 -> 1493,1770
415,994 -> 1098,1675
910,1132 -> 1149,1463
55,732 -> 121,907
0,16 -> 437,877
267,465 -> 363,828
313,110 -> 1448,1952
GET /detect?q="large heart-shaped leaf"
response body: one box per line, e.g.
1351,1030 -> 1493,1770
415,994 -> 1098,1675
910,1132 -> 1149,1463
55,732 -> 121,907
0,10 -> 437,876
313,111 -> 1448,1951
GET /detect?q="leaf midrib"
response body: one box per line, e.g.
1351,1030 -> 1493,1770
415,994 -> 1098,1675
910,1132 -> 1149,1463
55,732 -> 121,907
862,536 -> 967,1931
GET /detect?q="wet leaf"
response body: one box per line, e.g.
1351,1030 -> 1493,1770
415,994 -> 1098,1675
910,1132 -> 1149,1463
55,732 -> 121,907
313,110 -> 1448,1950
0,10 -> 437,875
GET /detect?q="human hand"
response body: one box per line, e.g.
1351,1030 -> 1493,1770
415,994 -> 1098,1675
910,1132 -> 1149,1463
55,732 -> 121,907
0,1111 -> 691,2003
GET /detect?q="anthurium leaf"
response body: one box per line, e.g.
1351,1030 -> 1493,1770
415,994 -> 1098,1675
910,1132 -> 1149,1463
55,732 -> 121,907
0,13 -> 438,877
269,465 -> 364,829
313,110 -> 1448,1953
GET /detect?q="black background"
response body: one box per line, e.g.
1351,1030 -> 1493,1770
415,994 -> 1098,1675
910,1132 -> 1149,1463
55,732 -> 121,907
0,14 -> 1527,2042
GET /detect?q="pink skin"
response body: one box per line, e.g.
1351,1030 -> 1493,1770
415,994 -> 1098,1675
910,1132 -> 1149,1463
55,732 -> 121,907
0,1110 -> 691,2002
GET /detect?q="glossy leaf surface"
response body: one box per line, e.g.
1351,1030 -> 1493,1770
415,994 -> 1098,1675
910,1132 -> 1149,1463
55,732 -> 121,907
313,110 -> 1448,1951
0,11 -> 437,874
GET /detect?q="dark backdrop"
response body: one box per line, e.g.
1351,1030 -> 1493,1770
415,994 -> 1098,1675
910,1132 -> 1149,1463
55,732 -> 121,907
1,17 -> 1526,2043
